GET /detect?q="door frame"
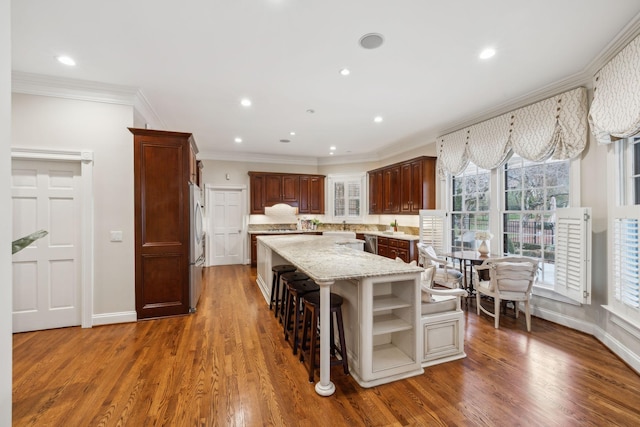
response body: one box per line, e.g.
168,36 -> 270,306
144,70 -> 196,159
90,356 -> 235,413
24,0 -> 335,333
204,184 -> 248,266
11,147 -> 94,328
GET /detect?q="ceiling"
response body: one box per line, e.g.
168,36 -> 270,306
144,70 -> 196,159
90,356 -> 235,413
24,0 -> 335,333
11,1 -> 640,163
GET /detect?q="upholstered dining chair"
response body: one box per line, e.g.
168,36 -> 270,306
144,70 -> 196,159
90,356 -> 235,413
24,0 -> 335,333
419,265 -> 467,304
416,243 -> 463,289
473,257 -> 539,332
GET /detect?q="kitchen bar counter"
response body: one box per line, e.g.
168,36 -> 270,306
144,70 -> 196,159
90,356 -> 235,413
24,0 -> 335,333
256,235 -> 424,396
257,235 -> 422,281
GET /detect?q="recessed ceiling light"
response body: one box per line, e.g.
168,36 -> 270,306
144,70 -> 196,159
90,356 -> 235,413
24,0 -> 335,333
359,33 -> 384,49
56,55 -> 76,66
290,131 -> 296,136
339,68 -> 350,76
329,152 -> 334,156
234,137 -> 242,143
374,116 -> 383,123
280,139 -> 291,143
479,48 -> 496,59
240,98 -> 252,107
330,146 -> 336,151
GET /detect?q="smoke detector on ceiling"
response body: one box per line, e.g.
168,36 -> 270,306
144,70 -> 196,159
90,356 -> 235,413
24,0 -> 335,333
359,33 -> 384,49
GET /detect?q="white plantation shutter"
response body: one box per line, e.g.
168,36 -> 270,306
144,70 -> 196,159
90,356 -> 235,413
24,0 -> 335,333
334,182 -> 345,216
554,207 -> 592,304
612,206 -> 640,309
419,210 -> 448,255
328,174 -> 365,222
347,181 -> 361,216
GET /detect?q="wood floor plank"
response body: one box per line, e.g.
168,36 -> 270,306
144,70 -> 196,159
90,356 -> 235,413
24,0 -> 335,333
13,264 -> 640,426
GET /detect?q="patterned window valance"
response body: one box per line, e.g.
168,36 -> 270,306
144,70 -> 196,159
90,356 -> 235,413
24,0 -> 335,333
437,87 -> 588,177
589,34 -> 640,144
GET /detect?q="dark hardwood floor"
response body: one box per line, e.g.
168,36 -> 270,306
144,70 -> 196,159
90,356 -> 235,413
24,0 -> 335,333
13,265 -> 640,426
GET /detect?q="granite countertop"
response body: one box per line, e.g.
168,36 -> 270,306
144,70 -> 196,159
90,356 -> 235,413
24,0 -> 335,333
248,229 -> 420,241
257,234 -> 423,282
361,231 -> 420,241
248,229 -> 319,234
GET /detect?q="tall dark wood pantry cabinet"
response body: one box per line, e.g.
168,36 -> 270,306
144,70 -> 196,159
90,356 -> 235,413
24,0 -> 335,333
130,128 -> 197,319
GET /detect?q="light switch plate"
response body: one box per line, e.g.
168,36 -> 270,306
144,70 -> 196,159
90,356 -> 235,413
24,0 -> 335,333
110,231 -> 123,242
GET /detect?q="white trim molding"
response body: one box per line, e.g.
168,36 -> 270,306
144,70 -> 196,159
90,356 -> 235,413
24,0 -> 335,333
12,71 -> 138,105
11,71 -> 167,133
11,147 -> 95,328
92,311 -> 137,327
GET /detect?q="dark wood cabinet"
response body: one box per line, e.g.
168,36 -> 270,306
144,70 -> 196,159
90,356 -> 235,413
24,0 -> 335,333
264,174 -> 299,206
299,175 -> 325,214
374,235 -> 417,263
249,172 -> 325,214
249,174 -> 266,213
130,128 -> 196,319
368,156 -> 436,215
383,165 -> 401,213
368,170 -> 383,214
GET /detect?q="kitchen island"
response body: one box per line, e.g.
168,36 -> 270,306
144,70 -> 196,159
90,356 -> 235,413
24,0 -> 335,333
256,234 -> 424,396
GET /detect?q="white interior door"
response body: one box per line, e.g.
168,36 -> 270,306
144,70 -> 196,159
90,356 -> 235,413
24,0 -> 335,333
209,188 -> 244,266
12,159 -> 81,332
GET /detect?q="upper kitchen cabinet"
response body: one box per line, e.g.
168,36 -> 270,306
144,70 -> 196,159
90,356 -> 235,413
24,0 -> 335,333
249,172 -> 325,214
264,174 -> 299,206
299,175 -> 325,214
368,169 -> 383,214
130,128 -> 196,319
382,165 -> 401,214
368,156 -> 436,215
249,173 -> 266,214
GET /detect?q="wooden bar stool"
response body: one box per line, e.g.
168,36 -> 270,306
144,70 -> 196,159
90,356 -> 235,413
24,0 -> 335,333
270,265 -> 297,317
283,279 -> 320,355
278,271 -> 309,324
299,291 -> 349,383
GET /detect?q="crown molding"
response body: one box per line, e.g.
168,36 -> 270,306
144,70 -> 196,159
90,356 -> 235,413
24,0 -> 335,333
12,71 -> 166,130
133,89 -> 165,129
585,10 -> 640,75
11,71 -> 139,105
198,149 -> 320,166
317,151 -> 381,166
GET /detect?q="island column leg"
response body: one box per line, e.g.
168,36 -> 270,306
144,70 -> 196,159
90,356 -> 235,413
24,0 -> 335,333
314,279 -> 336,396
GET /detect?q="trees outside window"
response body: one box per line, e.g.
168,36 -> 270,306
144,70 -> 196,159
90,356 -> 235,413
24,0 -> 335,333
451,163 -> 490,252
503,155 -> 570,285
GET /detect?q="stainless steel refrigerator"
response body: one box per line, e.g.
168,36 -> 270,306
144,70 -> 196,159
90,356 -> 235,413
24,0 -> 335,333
189,182 -> 205,312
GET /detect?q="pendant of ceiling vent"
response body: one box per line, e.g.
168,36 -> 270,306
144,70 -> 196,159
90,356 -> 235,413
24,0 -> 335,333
359,33 -> 384,49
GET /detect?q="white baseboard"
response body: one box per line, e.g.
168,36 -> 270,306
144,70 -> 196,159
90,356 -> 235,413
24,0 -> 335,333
594,326 -> 640,374
531,305 -> 596,335
92,311 -> 137,326
533,304 -> 640,374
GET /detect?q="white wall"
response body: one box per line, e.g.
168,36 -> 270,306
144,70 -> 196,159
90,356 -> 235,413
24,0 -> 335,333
11,94 -> 136,318
1,0 -> 12,422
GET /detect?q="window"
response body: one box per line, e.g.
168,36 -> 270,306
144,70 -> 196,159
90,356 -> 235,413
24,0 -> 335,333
503,155 -> 570,286
623,135 -> 640,205
450,162 -> 490,251
611,136 -> 640,315
327,174 -> 366,222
